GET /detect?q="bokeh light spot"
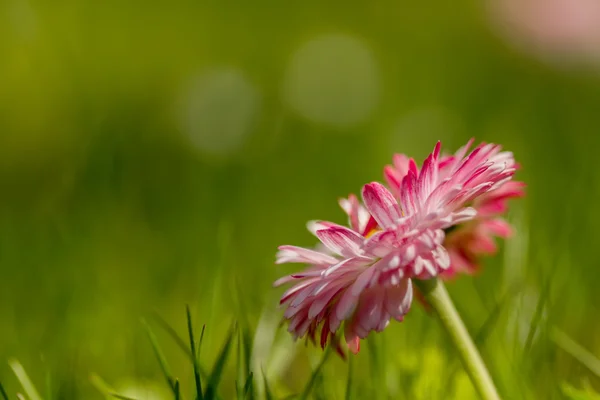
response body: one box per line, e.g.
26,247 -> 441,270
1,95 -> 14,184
179,68 -> 261,157
282,33 -> 381,128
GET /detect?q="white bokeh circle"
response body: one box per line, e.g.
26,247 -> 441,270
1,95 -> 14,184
282,34 -> 381,128
179,68 -> 260,156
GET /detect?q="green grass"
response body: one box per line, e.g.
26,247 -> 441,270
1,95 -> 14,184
3,0 -> 600,398
1,297 -> 599,399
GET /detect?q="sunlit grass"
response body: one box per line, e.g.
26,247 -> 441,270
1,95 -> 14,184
1,293 -> 599,400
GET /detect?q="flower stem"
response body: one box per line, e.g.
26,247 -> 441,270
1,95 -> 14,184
415,278 -> 500,400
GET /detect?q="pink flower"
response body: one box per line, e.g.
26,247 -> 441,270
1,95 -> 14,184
274,140 -> 519,353
273,217 -> 416,354
442,181 -> 526,277
488,0 -> 600,67
384,142 -> 525,277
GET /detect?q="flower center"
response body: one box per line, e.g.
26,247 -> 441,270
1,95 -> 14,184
365,228 -> 381,239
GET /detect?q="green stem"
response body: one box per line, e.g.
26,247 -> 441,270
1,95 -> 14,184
415,278 -> 500,400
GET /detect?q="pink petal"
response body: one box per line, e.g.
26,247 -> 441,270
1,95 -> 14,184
400,170 -> 418,216
393,153 -> 411,176
308,286 -> 343,319
362,182 -> 402,229
350,267 -> 376,296
484,218 -> 513,237
356,289 -> 384,332
329,315 -> 342,333
291,283 -> 319,307
384,278 -> 413,318
306,220 -> 342,236
363,230 -> 397,258
339,195 -> 360,232
432,245 -> 451,270
322,256 -> 372,277
320,321 -> 330,349
345,331 -> 360,354
336,288 -> 359,320
279,278 -> 319,304
384,165 -> 403,196
417,142 -> 440,202
316,226 -> 365,258
276,245 -> 338,265
273,275 -> 299,287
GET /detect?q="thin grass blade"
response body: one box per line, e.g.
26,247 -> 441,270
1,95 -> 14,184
152,312 -> 191,358
233,276 -> 254,377
111,394 -> 140,400
367,335 -> 385,400
261,366 -> 274,400
45,370 -> 52,400
198,324 -> 206,360
0,380 -> 9,400
151,312 -> 209,380
561,381 -> 600,400
345,354 -> 354,400
175,379 -> 180,400
204,323 -> 236,400
551,328 -> 600,377
186,305 -> 204,400
141,319 -> 177,395
298,346 -> 332,400
523,272 -> 553,356
243,372 -> 253,399
236,328 -> 244,400
89,373 -> 139,400
9,359 -> 42,400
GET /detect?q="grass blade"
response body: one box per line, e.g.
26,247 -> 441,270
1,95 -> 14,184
261,366 -> 274,400
45,370 -> 52,400
175,379 -> 180,400
236,328 -> 244,400
111,394 -> 140,400
561,381 -> 600,400
198,324 -> 206,360
243,372 -> 253,399
186,305 -> 204,400
205,323 -> 236,400
523,273 -> 553,356
367,335 -> 385,400
551,328 -> 600,377
141,318 -> 177,396
90,373 -> 139,400
473,286 -> 517,346
233,276 -> 254,378
152,312 -> 192,358
151,312 -> 209,381
9,359 -> 42,400
0,380 -> 9,400
241,328 -> 252,386
345,354 -> 354,400
299,346 -> 332,400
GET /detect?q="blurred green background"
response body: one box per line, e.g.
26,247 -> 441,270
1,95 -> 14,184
2,0 -> 600,398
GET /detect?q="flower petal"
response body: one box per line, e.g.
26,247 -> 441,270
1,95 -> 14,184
316,226 -> 365,258
276,245 -> 338,265
362,182 -> 402,229
384,278 -> 413,318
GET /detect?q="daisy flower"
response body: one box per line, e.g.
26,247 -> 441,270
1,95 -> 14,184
274,140 -> 519,353
384,140 -> 525,277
